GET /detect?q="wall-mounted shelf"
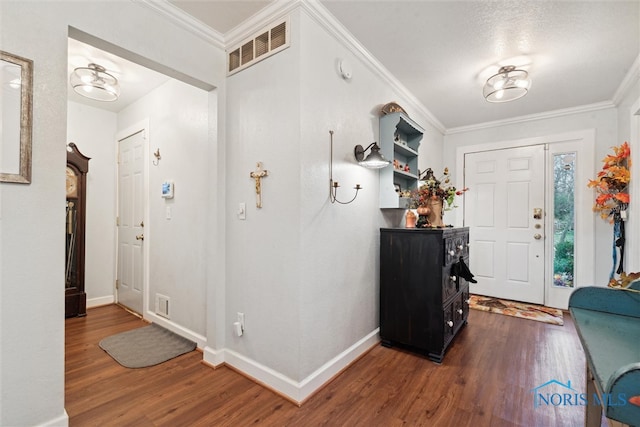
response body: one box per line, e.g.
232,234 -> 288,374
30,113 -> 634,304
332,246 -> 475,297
379,112 -> 425,208
394,142 -> 418,157
394,169 -> 418,180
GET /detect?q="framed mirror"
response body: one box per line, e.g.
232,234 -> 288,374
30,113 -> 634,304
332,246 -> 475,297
1,50 -> 33,184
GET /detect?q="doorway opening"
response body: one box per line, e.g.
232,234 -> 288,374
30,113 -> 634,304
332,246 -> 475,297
66,29 -> 215,320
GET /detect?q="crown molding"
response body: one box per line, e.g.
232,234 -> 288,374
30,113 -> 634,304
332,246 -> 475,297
612,53 -> 640,106
300,0 -> 446,134
224,0 -> 302,48
445,101 -> 615,135
133,0 -> 225,49
131,0 -> 444,133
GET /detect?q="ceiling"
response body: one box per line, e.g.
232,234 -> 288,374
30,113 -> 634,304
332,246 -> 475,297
68,38 -> 170,113
69,1 -> 640,130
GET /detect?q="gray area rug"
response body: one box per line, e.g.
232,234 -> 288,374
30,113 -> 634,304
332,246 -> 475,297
99,323 -> 196,368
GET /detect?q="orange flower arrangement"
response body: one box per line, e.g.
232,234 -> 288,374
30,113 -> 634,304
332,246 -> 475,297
588,141 -> 631,223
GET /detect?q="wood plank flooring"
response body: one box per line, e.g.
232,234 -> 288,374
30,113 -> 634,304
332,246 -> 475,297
66,304 -> 599,426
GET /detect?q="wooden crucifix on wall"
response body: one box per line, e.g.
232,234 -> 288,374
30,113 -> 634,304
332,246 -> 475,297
250,162 -> 269,208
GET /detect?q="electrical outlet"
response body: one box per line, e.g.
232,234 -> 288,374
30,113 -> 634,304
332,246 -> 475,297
237,312 -> 245,330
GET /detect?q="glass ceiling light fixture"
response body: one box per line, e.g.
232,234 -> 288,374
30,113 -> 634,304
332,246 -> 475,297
483,65 -> 531,103
354,142 -> 391,169
70,63 -> 120,102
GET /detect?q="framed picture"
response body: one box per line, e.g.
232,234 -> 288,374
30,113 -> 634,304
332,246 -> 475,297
1,50 -> 33,184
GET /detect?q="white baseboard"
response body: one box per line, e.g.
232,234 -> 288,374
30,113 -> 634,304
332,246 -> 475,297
203,346 -> 225,367
145,311 -> 208,349
87,295 -> 114,308
202,328 -> 380,404
297,328 -> 380,403
36,410 -> 68,427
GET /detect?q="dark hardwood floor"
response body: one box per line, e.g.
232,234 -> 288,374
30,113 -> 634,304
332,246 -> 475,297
66,304 -> 599,426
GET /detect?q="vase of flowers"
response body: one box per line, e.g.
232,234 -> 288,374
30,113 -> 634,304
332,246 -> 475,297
410,167 -> 468,228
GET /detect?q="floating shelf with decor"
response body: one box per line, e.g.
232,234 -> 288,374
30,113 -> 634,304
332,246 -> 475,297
379,112 -> 424,208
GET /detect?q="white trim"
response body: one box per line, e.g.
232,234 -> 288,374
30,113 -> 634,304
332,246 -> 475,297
300,1 -> 445,133
87,295 -> 115,308
133,0 -> 225,49
145,312 -> 208,349
447,102 -> 613,135
224,348 -> 302,401
203,346 -> 225,367
545,139 -> 595,309
456,129 -> 596,309
35,411 -> 68,427
627,96 -> 640,272
297,328 -> 379,403
223,0 -> 445,133
224,0 -> 301,48
612,54 -> 640,106
202,328 -> 379,404
132,0 -> 444,133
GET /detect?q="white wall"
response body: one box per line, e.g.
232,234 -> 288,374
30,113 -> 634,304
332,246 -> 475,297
0,2 -> 224,425
220,7 -> 442,400
443,107 -> 623,287
67,101 -> 117,307
224,10 -> 303,380
118,79 -> 211,338
297,10 -> 443,381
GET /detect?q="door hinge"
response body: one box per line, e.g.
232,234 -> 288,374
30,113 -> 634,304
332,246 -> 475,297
115,279 -> 119,289
116,216 -> 120,226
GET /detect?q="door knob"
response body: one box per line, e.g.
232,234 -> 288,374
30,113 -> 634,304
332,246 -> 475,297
136,234 -> 144,241
534,233 -> 542,240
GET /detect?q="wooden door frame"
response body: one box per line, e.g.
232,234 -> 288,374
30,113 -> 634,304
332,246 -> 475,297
114,119 -> 150,318
455,129 -> 595,308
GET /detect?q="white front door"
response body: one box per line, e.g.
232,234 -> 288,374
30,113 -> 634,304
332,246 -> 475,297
117,130 -> 146,314
464,145 -> 545,304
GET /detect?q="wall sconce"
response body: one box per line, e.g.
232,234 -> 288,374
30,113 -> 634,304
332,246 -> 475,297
329,130 -> 362,205
354,142 -> 391,169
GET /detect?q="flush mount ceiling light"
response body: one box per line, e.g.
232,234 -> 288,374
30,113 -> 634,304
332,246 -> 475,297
483,65 -> 531,103
354,142 -> 391,169
70,63 -> 120,102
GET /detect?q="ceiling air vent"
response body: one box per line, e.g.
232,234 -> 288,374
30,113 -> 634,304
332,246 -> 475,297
228,19 -> 289,75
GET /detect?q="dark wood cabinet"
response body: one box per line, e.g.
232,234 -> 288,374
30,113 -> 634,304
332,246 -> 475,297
380,227 -> 470,362
65,143 -> 90,318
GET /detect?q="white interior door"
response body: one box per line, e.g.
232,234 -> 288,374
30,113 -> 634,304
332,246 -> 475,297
464,145 -> 545,304
117,130 -> 145,314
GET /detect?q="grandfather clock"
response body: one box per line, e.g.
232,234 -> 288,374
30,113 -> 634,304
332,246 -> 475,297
66,143 -> 90,318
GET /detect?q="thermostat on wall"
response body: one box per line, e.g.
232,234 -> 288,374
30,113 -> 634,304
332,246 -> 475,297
162,180 -> 174,199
